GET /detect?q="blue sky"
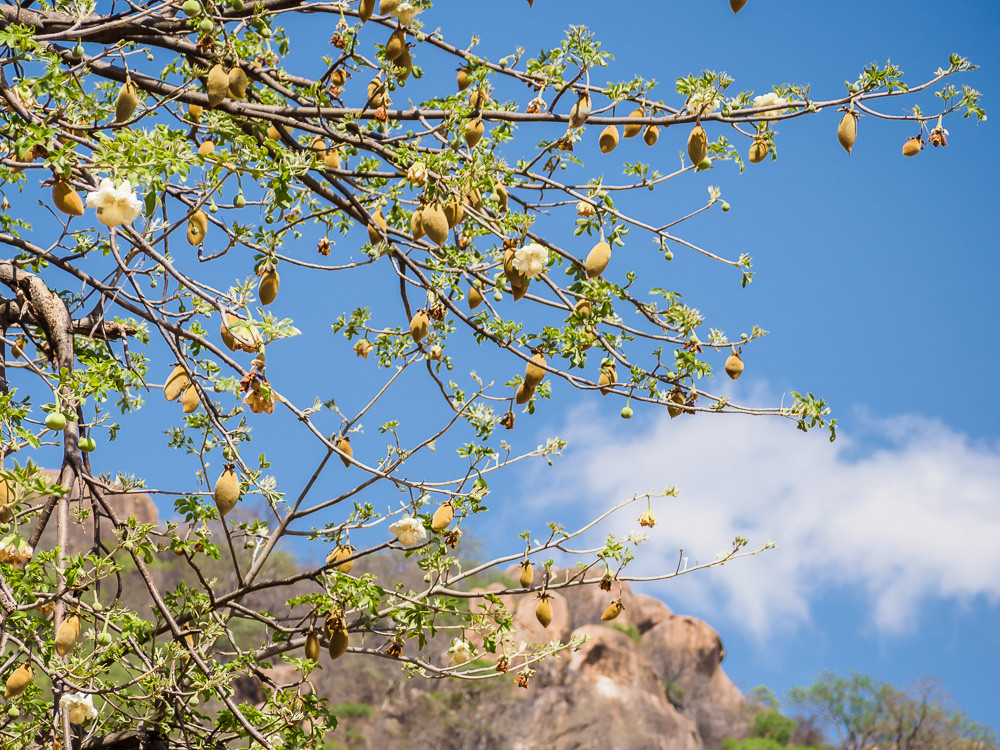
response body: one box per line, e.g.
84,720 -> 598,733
15,0 -> 999,738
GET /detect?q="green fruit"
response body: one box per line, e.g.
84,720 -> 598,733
78,436 -> 96,452
234,193 -> 246,208
181,0 -> 201,15
72,42 -> 84,59
97,632 -> 112,647
198,18 -> 214,33
721,202 -> 730,212
620,406 -> 633,419
231,0 -> 244,8
697,158 -> 712,170
45,412 -> 67,431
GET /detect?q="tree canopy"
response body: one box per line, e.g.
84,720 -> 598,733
0,0 -> 986,748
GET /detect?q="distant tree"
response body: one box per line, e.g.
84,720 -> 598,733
789,672 -> 996,750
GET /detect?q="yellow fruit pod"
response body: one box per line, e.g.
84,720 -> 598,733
336,436 -> 353,468
410,209 -> 425,240
667,387 -> 686,418
643,124 -> 659,147
187,209 -> 208,246
598,363 -> 617,395
181,383 -> 200,414
409,310 -> 429,343
187,103 -> 204,122
468,285 -> 483,310
599,125 -> 619,153
381,0 -> 400,13
214,467 -> 240,517
465,118 -> 485,148
164,365 -> 190,401
468,88 -> 488,110
457,68 -> 471,91
367,209 -> 387,244
359,0 -> 376,23
259,267 -> 279,306
54,615 -> 81,656
395,47 -> 413,82
385,29 -> 406,62
585,241 -> 611,278
524,352 -> 546,389
749,138 -> 769,164
326,544 -> 355,573
197,141 -> 215,156
568,92 -> 591,128
519,561 -> 534,589
838,112 -> 857,154
623,108 -> 644,138
115,81 -> 138,124
601,601 -> 623,621
515,382 -> 534,405
305,631 -> 321,662
902,137 -> 922,157
731,0 -> 747,11
421,202 -> 449,246
535,594 -> 553,628
503,248 -> 527,288
687,124 -> 708,164
52,179 -> 85,216
431,502 -> 454,532
495,184 -> 509,213
227,67 -> 248,99
328,626 -> 349,659
574,298 -> 592,317
330,68 -> 347,88
443,198 -> 464,229
511,280 -> 528,301
725,352 -> 744,380
4,664 -> 32,699
206,64 -> 229,108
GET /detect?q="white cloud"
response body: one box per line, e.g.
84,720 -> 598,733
535,394 -> 1000,638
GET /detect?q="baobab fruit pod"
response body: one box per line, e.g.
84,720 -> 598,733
324,146 -> 340,170
687,124 -> 708,164
54,615 -> 81,656
515,382 -> 534,405
535,594 -> 553,628
227,67 -> 248,99
188,103 -> 203,122
380,0 -> 399,13
115,82 -> 138,124
519,561 -> 534,588
599,125 -> 619,153
524,352 -> 546,389
431,502 -> 454,532
326,544 -> 355,573
601,600 -> 623,622
749,138 -> 768,163
838,112 -> 857,154
902,137 -> 922,157
465,118 -> 485,148
598,364 -> 617,395
443,198 -> 464,229
410,209 -> 425,240
585,241 -> 611,278
624,108 -> 644,138
206,64 -> 229,108
667,387 -> 685,418
259,266 -> 279,305
336,437 -> 353,468
164,366 -> 190,402
52,180 -> 85,216
468,88 -> 487,110
359,0 -> 376,23
568,92 -> 591,128
725,352 -> 744,380
495,184 -> 509,213
187,209 -> 208,245
214,467 -> 240,516
305,631 -> 321,662
327,624 -> 349,659
4,664 -> 32,699
409,310 -> 429,343
385,29 -> 406,63
421,202 -> 449,246
198,141 -> 214,156
457,67 -> 471,91
468,285 -> 483,309
220,313 -> 238,352
181,383 -> 200,413
643,125 -> 659,146
731,0 -> 747,12
367,209 -> 387,244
